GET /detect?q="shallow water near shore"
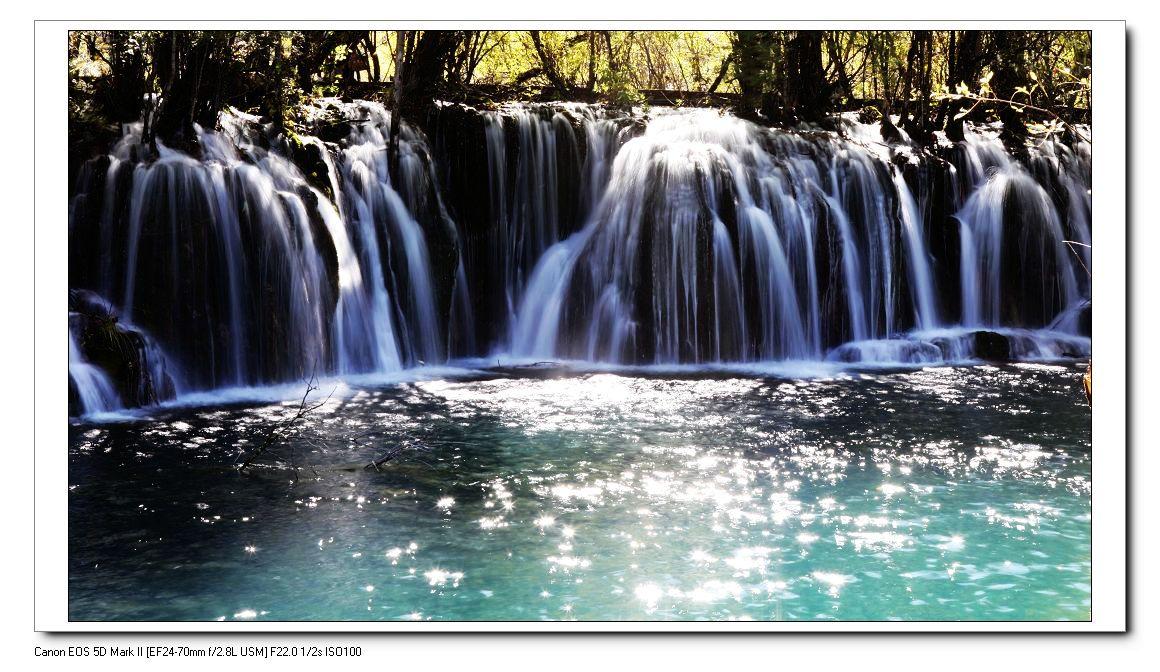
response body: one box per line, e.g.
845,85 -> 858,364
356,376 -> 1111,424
68,362 -> 1091,622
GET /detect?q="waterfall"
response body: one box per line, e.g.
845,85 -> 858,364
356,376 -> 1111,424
511,232 -> 591,359
329,100 -> 445,366
954,127 -> 1088,328
483,108 -> 563,335
957,171 -> 1009,327
827,151 -> 894,339
509,110 -> 975,364
69,103 -> 457,393
893,170 -> 939,331
67,102 -> 1093,412
821,191 -> 871,343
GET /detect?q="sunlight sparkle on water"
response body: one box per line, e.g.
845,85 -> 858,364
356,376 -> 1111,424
812,572 -> 854,597
68,365 -> 1092,621
424,569 -> 464,587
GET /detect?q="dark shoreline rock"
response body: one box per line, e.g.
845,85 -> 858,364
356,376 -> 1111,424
972,330 -> 1012,362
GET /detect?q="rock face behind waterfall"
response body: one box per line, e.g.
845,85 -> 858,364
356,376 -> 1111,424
421,102 -> 633,353
68,100 -> 1093,412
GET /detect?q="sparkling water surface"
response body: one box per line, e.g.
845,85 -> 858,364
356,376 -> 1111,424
68,362 -> 1091,621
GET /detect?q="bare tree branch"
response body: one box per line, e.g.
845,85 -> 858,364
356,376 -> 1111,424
237,369 -> 336,474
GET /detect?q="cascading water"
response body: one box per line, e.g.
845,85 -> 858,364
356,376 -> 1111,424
509,109 -> 985,364
68,290 -> 179,415
68,100 -> 1092,415
477,105 -> 622,351
85,118 -> 341,388
68,327 -> 121,415
329,101 -> 445,366
300,134 -> 402,374
69,101 -> 455,414
893,169 -> 939,331
953,126 -> 1087,329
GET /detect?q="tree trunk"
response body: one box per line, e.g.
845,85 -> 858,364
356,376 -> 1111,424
783,31 -> 828,123
706,52 -> 732,94
389,30 -> 404,183
150,31 -> 232,152
586,32 -> 597,92
825,32 -> 855,106
530,31 -> 571,96
731,31 -> 773,121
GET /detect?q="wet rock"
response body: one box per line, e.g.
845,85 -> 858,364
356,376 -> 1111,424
998,106 -> 1031,160
1077,303 -> 1092,337
971,330 -> 1012,361
880,115 -> 906,145
945,115 -> 966,143
297,187 -> 341,307
827,340 -> 942,364
289,135 -> 336,203
857,105 -> 883,124
816,116 -> 844,133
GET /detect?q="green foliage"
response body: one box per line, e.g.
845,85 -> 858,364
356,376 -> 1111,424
599,61 -> 645,110
66,29 -> 1092,138
932,59 -> 1091,145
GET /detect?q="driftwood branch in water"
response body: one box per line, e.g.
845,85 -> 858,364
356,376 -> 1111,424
231,441 -> 431,476
232,375 -> 445,480
236,371 -> 336,475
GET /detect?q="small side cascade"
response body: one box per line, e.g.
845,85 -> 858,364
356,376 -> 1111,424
68,290 -> 179,418
68,328 -> 122,416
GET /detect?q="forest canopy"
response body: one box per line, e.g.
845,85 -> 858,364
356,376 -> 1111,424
68,29 -> 1091,156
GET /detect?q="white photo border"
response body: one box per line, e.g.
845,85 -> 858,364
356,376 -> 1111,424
34,19 -> 1127,632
